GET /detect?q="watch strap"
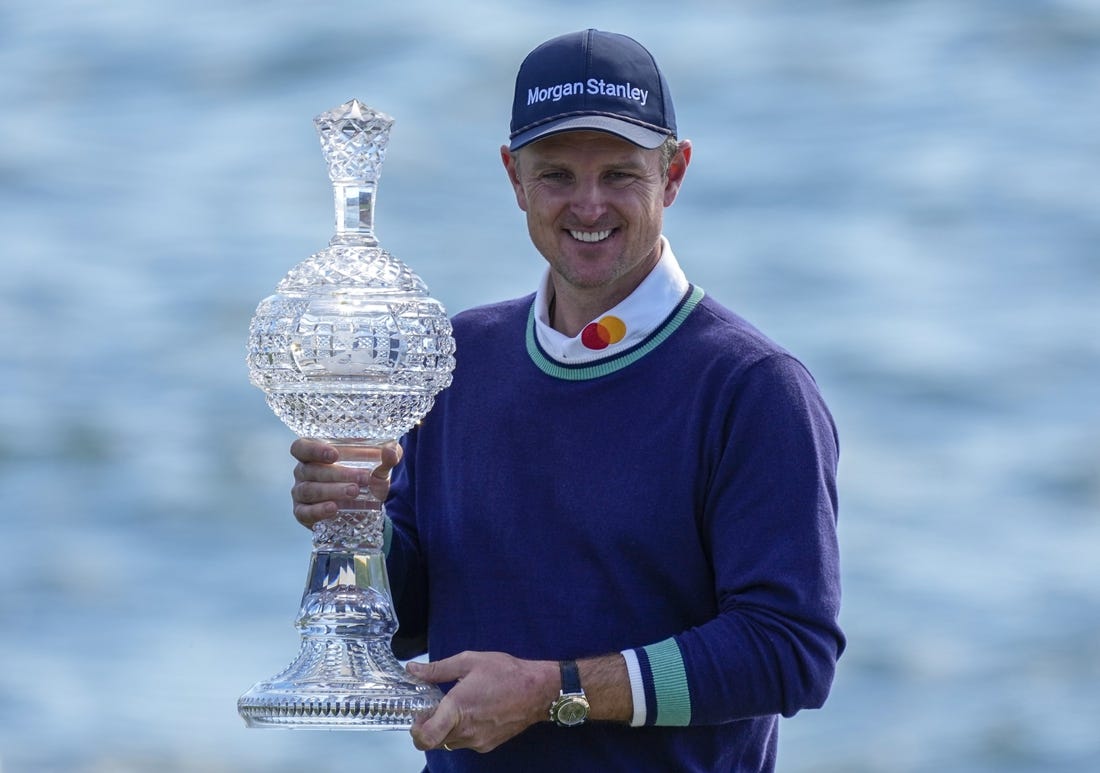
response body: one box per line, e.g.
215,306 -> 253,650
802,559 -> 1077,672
559,660 -> 582,694
550,660 -> 589,727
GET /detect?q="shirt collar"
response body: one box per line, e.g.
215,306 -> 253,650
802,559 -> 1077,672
533,236 -> 690,364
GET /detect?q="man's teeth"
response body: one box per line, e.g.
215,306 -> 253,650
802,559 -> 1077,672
570,229 -> 613,243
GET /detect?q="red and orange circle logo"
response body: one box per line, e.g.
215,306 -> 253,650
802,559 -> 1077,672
581,316 -> 627,350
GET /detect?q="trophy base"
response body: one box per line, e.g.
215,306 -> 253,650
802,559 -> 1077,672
238,636 -> 442,730
239,547 -> 441,730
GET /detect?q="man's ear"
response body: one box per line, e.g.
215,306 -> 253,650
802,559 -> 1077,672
663,139 -> 692,208
500,145 -> 528,212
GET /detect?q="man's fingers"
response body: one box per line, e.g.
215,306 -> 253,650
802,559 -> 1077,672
289,439 -> 402,529
290,437 -> 338,464
292,461 -> 363,484
407,655 -> 467,686
378,440 -> 403,471
361,441 -> 402,500
293,501 -> 338,529
410,693 -> 462,751
292,480 -> 360,504
406,658 -> 465,749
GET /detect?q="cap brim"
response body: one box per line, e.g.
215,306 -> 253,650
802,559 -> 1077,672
509,115 -> 671,151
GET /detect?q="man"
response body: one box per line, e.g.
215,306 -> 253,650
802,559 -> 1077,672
291,29 -> 843,772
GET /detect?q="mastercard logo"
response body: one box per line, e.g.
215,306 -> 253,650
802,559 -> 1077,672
581,315 -> 627,350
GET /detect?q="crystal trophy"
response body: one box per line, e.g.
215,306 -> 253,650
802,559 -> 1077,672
239,100 -> 455,729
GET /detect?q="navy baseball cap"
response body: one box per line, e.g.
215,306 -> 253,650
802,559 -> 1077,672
508,29 -> 677,151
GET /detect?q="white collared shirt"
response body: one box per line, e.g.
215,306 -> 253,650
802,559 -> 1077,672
533,236 -> 690,365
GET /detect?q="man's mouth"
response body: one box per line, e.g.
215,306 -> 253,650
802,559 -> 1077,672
568,228 -> 614,243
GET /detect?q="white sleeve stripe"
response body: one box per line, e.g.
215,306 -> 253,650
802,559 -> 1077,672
621,648 -> 647,727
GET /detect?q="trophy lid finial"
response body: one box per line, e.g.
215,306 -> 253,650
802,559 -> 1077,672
314,99 -> 395,183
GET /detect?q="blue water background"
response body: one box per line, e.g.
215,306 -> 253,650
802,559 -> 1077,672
1,1 -> 1098,770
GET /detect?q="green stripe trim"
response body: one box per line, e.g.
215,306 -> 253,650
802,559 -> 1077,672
382,515 -> 393,557
644,637 -> 692,726
526,286 -> 705,381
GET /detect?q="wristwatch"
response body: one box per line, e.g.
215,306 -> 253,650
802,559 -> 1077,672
549,660 -> 590,727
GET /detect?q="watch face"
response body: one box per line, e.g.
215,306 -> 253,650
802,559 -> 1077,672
555,696 -> 589,726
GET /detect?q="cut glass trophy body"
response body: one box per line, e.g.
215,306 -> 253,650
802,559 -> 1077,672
239,100 -> 455,729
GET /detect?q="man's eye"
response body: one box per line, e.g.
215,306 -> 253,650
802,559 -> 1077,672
541,171 -> 569,181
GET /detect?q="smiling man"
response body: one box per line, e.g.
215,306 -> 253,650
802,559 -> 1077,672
502,130 -> 688,338
290,29 -> 844,772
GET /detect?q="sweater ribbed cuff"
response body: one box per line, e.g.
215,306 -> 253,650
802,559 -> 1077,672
621,648 -> 647,727
634,637 -> 692,726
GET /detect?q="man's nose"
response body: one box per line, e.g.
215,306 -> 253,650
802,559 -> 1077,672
569,178 -> 608,223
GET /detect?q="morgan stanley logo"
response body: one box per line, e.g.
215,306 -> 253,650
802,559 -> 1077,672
528,78 -> 650,107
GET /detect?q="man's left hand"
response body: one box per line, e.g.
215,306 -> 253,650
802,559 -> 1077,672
407,651 -> 558,753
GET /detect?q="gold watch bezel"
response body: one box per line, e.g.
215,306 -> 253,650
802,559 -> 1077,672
550,692 -> 590,727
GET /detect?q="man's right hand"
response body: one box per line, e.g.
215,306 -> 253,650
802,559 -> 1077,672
289,438 -> 403,529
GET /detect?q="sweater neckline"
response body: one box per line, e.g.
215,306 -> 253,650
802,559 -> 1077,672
525,285 -> 705,381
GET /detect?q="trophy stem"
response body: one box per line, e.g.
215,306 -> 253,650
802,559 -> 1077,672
237,441 -> 442,729
332,182 -> 378,245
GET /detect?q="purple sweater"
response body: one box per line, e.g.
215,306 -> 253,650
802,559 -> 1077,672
385,287 -> 844,772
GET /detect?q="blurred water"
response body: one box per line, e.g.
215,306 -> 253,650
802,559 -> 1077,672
2,1 -> 1098,771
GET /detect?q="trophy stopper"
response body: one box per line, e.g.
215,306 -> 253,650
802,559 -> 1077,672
314,99 -> 394,184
